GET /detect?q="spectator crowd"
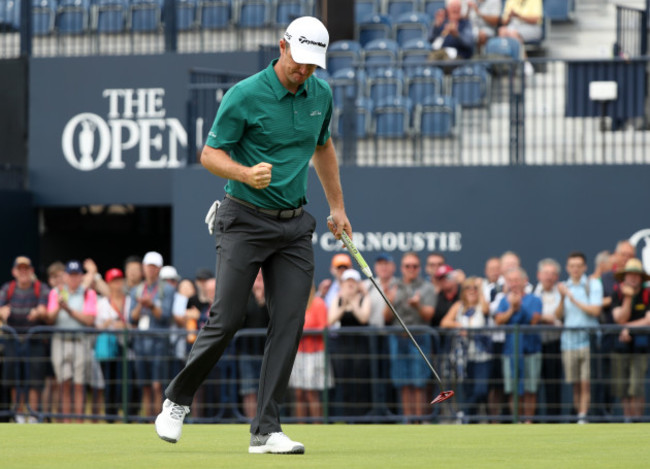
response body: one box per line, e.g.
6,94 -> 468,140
1,237 -> 649,424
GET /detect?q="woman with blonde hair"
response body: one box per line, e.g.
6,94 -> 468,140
441,276 -> 491,421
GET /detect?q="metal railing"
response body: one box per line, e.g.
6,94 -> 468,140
2,324 -> 649,424
615,4 -> 648,57
186,57 -> 650,167
0,0 -> 308,59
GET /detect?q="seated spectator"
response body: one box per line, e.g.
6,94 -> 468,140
467,0 -> 502,49
289,285 -> 333,422
47,260 -> 97,423
611,258 -> 650,422
498,0 -> 543,75
441,276 -> 491,422
0,256 -> 50,423
428,0 -> 475,61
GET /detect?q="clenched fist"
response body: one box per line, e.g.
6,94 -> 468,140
245,162 -> 273,190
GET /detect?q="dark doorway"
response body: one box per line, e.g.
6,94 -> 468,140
39,205 -> 172,275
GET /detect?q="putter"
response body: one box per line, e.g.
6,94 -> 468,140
327,217 -> 454,404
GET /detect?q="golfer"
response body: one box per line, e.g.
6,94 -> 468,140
155,16 -> 351,454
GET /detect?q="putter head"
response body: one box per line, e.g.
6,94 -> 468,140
430,390 -> 454,404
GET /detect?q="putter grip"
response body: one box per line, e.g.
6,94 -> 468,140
327,216 -> 372,278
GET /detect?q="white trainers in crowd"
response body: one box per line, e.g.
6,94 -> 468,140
248,432 -> 305,454
155,399 -> 190,443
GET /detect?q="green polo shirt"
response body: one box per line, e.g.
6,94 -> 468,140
205,59 -> 332,209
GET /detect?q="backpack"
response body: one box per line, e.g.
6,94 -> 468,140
6,280 -> 42,302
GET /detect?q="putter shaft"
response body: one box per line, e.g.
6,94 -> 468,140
327,216 -> 446,389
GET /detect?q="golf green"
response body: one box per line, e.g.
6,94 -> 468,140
2,423 -> 648,468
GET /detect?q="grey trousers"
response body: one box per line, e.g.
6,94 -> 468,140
165,197 -> 315,434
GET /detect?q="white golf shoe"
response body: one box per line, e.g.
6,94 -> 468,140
248,432 -> 305,454
155,399 -> 190,443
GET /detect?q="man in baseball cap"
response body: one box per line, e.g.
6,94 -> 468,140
283,16 -> 329,69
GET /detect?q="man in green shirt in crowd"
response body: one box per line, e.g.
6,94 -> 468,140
156,16 -> 351,454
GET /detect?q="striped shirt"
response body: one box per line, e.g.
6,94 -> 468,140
0,280 -> 49,332
205,59 -> 333,209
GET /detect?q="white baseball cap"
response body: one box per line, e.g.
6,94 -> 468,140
142,251 -> 163,268
283,16 -> 329,69
341,269 -> 361,282
160,265 -> 180,281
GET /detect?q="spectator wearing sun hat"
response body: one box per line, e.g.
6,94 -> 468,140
611,258 -> 650,422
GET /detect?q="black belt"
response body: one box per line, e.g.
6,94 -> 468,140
225,194 -> 303,219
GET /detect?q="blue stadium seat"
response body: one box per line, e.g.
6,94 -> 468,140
198,0 -> 231,30
545,0 -> 574,22
32,0 -> 56,35
484,36 -> 521,61
367,67 -> 404,103
422,0 -> 445,18
176,0 -> 197,31
274,0 -> 313,27
334,97 -> 374,139
357,13 -> 392,47
129,0 -> 162,32
374,95 -> 412,138
451,63 -> 490,108
57,0 -> 90,34
0,0 -> 21,31
363,38 -> 399,76
405,65 -> 444,103
400,37 -> 432,73
393,11 -> 430,47
236,0 -> 270,28
354,0 -> 379,21
327,40 -> 362,75
328,67 -> 367,111
414,95 -> 458,138
384,0 -> 420,21
95,0 -> 127,34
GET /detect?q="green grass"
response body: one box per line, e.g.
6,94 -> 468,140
2,423 -> 650,468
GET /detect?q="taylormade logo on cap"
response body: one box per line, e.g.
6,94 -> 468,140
298,36 -> 327,48
284,16 -> 329,69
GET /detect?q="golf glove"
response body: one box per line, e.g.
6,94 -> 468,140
204,200 -> 220,235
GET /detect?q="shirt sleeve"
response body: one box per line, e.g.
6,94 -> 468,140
47,289 -> 59,313
588,278 -> 604,306
496,296 -> 509,313
83,289 -> 97,316
316,87 -> 333,146
419,284 -> 437,308
205,86 -> 247,154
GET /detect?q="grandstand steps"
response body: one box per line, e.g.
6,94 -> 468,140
545,0 -> 619,59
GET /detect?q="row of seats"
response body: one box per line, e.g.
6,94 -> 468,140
332,93 -> 460,139
357,0 -> 575,24
324,37 -> 521,76
0,0 -> 313,34
325,63 -> 490,137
